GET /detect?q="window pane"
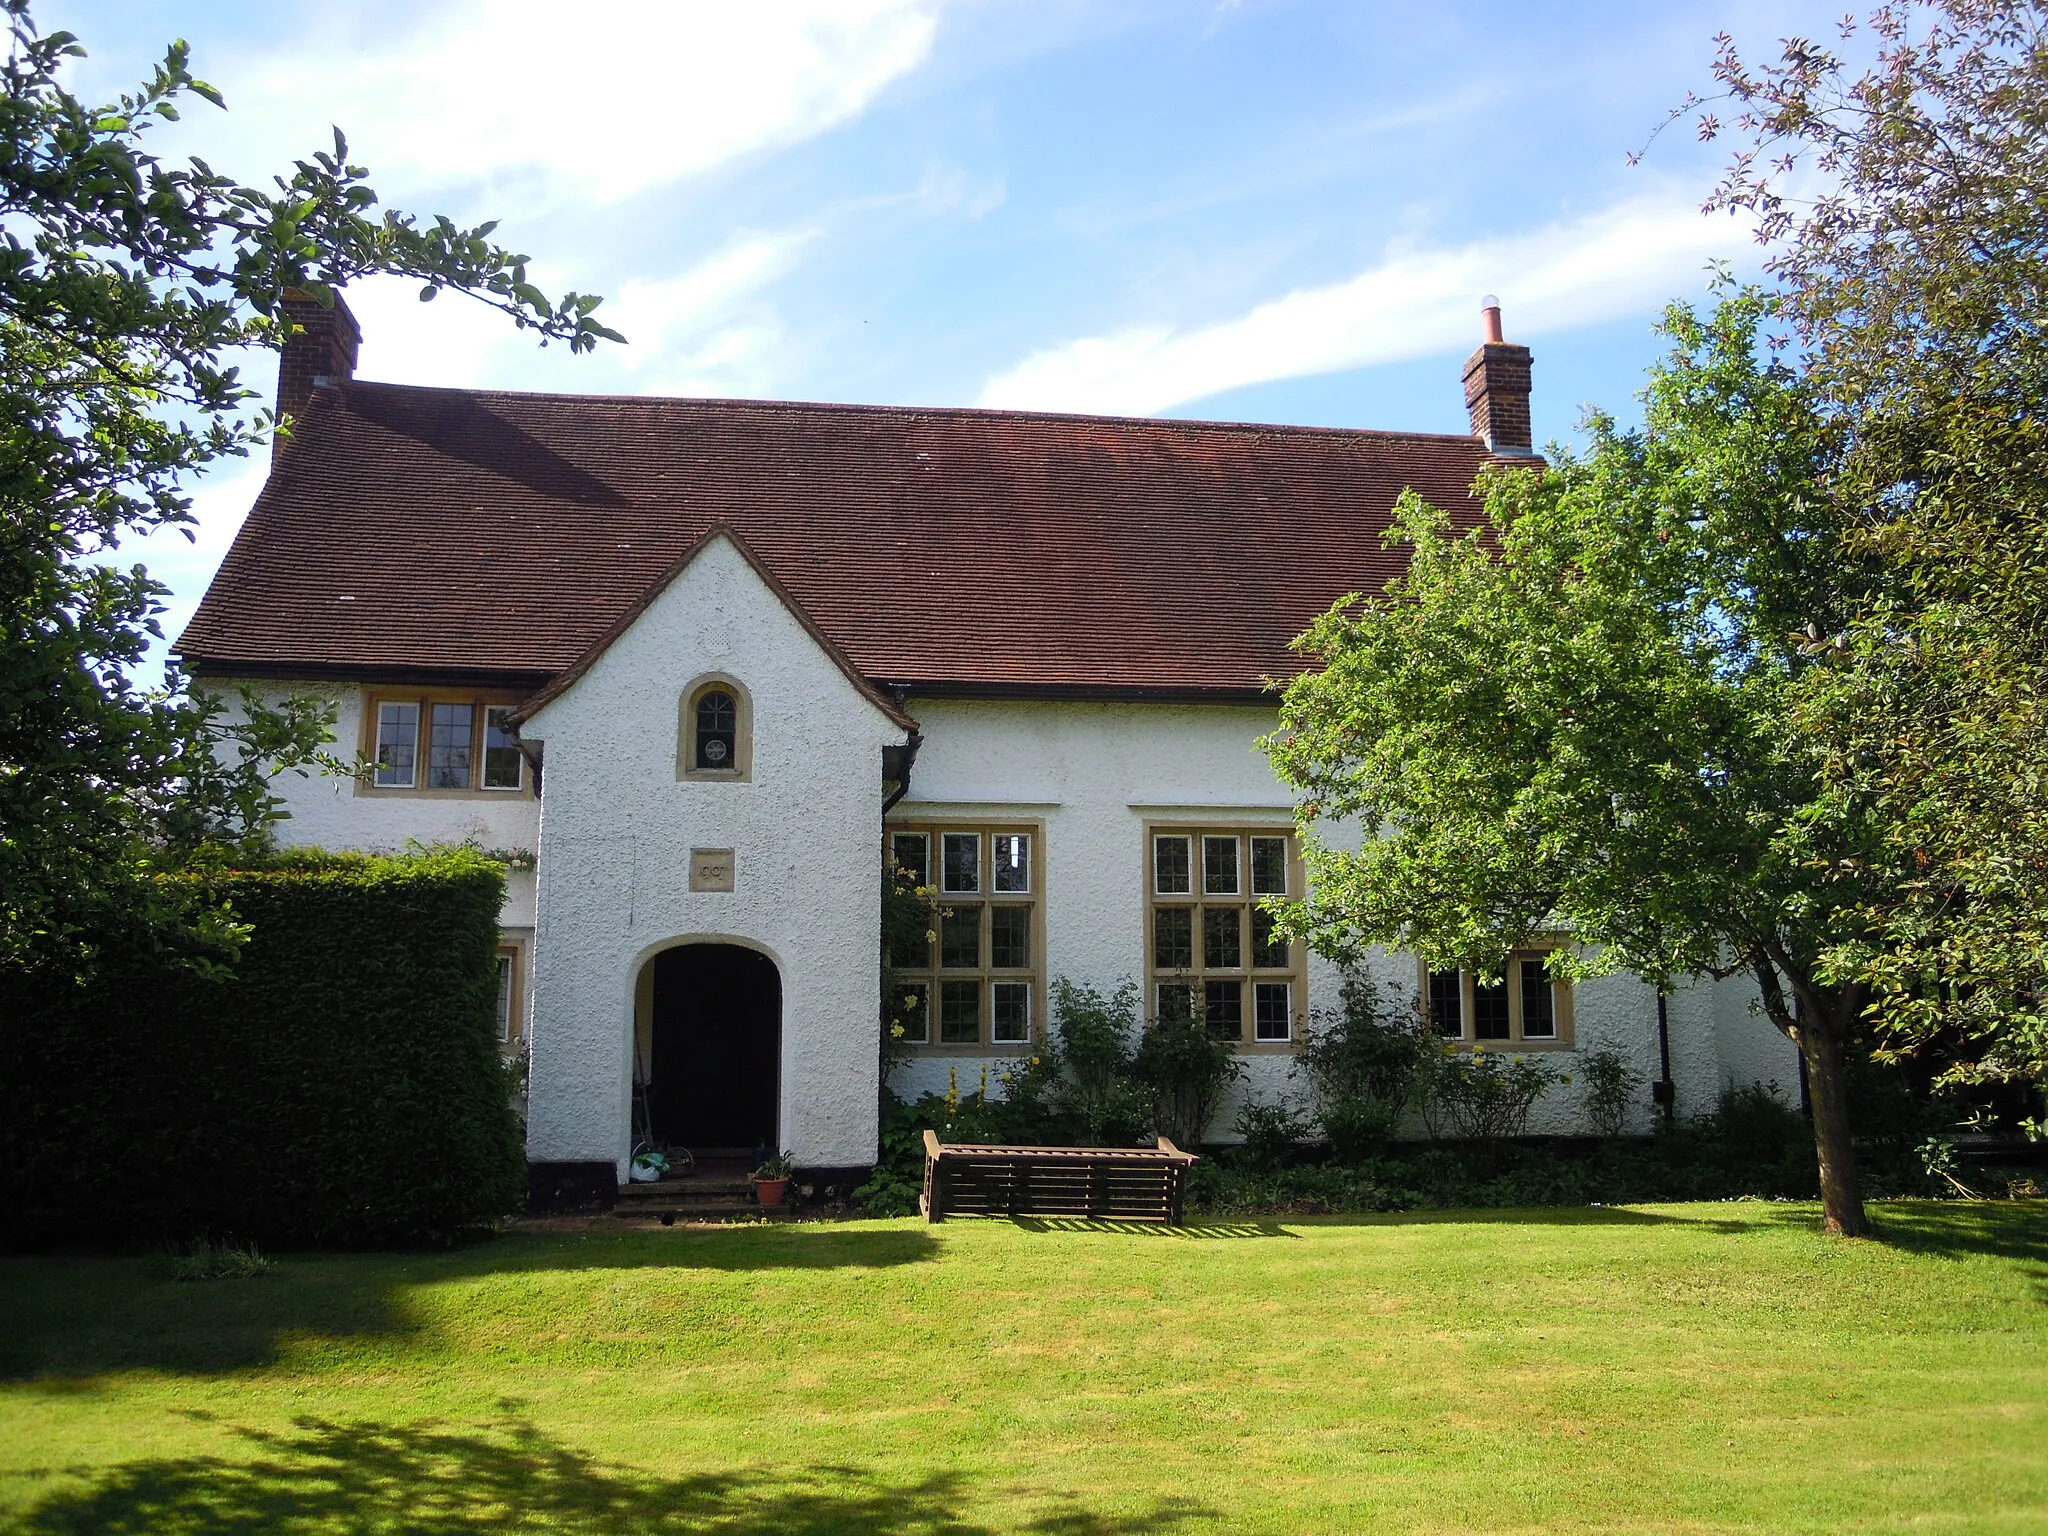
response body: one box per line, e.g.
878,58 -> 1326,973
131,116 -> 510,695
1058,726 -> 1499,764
428,702 -> 474,789
990,906 -> 1031,969
694,689 -> 737,769
991,982 -> 1030,1044
497,953 -> 515,1042
939,908 -> 981,969
1250,837 -> 1288,895
1254,982 -> 1291,1042
939,981 -> 980,1044
1203,836 -> 1239,895
1428,970 -> 1464,1037
1473,976 -> 1511,1040
1203,906 -> 1241,969
1251,908 -> 1289,968
991,833 -> 1030,893
1203,979 -> 1243,1041
890,832 -> 929,884
1154,835 -> 1191,895
1156,982 -> 1195,1024
886,919 -> 930,970
374,701 -> 418,787
482,707 -> 523,789
894,982 -> 930,1044
941,833 -> 980,894
1520,958 -> 1556,1039
1153,907 -> 1193,970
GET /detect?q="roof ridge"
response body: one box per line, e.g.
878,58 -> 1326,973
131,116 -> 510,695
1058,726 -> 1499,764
333,376 -> 1491,448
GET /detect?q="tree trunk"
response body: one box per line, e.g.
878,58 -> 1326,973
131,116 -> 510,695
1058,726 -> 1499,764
1797,1010 -> 1871,1239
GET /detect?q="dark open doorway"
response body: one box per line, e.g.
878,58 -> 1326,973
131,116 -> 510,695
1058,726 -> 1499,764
645,943 -> 780,1154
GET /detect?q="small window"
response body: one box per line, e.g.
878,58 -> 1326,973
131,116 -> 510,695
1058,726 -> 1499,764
991,833 -> 1031,893
939,908 -> 981,969
1203,979 -> 1242,1041
1154,907 -> 1193,970
1158,982 -> 1195,1023
1428,969 -> 1463,1037
1474,977 -> 1511,1040
941,833 -> 980,894
1202,907 -> 1240,969
1154,835 -> 1192,895
1251,909 -> 1289,968
939,980 -> 981,1044
428,703 -> 475,789
1254,982 -> 1292,1043
891,832 -> 929,884
1203,836 -> 1240,895
374,701 -> 419,787
695,689 -> 737,769
482,707 -> 523,790
496,950 -> 516,1043
990,906 -> 1031,969
894,982 -> 930,1045
991,982 -> 1031,1044
1250,836 -> 1288,895
1520,958 -> 1556,1039
678,676 -> 752,780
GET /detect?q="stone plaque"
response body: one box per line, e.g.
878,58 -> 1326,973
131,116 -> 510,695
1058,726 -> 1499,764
689,848 -> 735,893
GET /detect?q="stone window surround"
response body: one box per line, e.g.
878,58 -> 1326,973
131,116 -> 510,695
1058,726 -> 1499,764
356,687 -> 531,798
1420,951 -> 1577,1051
676,672 -> 754,782
1143,820 -> 1305,1053
885,819 -> 1046,1054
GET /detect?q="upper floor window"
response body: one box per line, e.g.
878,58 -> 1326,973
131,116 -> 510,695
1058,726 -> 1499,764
369,696 -> 524,793
678,675 -> 752,781
1146,825 -> 1303,1047
1425,953 -> 1574,1048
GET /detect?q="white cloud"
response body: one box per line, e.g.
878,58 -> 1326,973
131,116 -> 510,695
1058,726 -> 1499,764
170,0 -> 944,208
979,191 -> 1756,416
336,225 -> 816,396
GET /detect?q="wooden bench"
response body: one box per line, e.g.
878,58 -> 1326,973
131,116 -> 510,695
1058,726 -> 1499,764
920,1130 -> 1199,1224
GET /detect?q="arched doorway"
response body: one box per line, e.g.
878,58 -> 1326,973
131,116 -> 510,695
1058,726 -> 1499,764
642,943 -> 780,1155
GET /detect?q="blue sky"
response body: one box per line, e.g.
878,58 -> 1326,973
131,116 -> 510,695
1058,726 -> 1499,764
57,0 -> 1848,666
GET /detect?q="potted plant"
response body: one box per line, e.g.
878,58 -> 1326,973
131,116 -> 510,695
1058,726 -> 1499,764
751,1151 -> 795,1209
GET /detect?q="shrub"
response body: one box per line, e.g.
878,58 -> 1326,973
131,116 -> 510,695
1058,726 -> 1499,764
0,847 -> 523,1249
1416,1044 -> 1560,1142
1231,1098 -> 1312,1171
1135,1010 -> 1242,1149
1578,1045 -> 1642,1137
168,1237 -> 271,1282
1295,972 -> 1431,1156
1048,978 -> 1151,1145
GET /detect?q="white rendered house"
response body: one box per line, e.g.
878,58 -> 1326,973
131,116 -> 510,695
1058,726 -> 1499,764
177,294 -> 1798,1199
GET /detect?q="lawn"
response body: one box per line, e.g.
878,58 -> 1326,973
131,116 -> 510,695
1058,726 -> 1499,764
1,1203 -> 2044,1534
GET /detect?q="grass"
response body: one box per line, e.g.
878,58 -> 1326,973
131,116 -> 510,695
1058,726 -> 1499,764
1,1202 -> 2045,1534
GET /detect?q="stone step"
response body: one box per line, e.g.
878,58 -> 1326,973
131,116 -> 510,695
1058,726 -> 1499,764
617,1179 -> 753,1201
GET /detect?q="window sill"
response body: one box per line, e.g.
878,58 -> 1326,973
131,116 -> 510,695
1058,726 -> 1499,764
679,768 -> 750,783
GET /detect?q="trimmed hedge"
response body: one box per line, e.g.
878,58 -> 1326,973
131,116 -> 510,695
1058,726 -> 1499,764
0,848 -> 524,1248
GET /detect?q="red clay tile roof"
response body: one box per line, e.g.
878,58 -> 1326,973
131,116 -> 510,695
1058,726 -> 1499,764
175,381 -> 1506,697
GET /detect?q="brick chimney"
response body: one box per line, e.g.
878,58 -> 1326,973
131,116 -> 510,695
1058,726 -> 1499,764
273,288 -> 361,461
1462,295 -> 1533,455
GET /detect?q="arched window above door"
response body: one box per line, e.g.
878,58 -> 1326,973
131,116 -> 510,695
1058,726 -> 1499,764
677,675 -> 752,781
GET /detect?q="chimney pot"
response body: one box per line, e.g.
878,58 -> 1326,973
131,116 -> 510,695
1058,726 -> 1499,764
1463,298 -> 1533,455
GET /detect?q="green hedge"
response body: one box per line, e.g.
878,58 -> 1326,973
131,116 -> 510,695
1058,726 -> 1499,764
0,848 -> 524,1248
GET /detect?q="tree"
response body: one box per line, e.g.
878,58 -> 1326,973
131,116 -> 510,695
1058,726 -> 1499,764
0,3 -> 619,976
1268,292 -> 1887,1237
1688,2 -> 2048,1115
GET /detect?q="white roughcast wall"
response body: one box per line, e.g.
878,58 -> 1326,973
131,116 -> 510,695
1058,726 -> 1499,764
518,535 -> 905,1175
885,698 -> 1798,1137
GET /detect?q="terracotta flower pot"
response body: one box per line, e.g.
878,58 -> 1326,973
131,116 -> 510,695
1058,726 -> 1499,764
753,1176 -> 791,1209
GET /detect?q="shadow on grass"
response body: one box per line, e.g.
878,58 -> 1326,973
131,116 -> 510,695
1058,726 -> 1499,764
2,1414 -> 1210,1535
0,1226 -> 937,1384
1869,1200 -> 2048,1266
1010,1217 -> 1295,1239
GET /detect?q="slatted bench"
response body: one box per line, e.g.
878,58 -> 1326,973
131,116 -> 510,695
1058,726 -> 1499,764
920,1130 -> 1199,1224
